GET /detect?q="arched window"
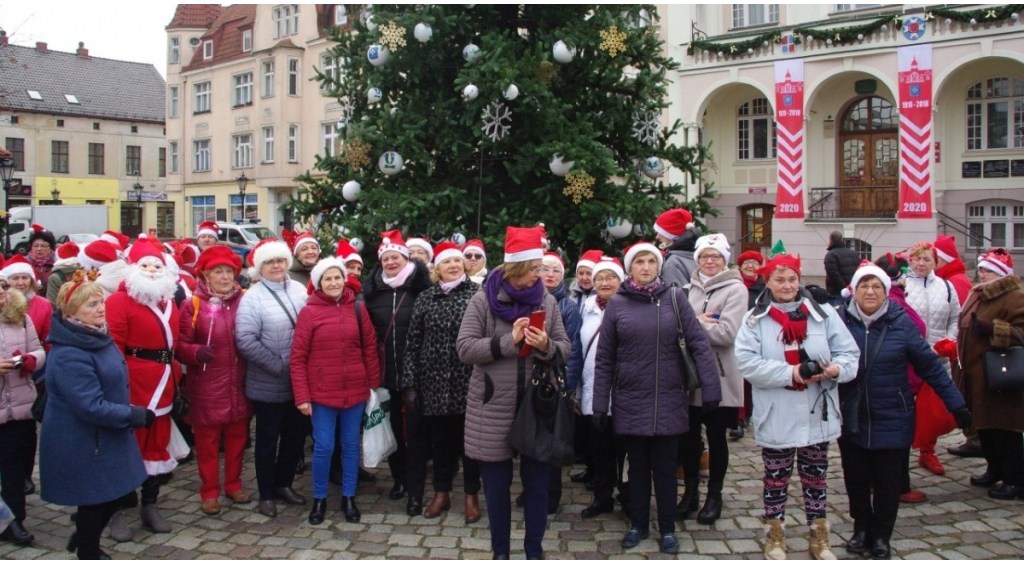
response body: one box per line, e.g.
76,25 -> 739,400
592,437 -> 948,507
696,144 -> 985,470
966,77 -> 1024,151
737,97 -> 776,160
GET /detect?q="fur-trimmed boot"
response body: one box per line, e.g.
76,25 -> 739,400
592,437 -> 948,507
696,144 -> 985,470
808,518 -> 837,560
764,518 -> 786,560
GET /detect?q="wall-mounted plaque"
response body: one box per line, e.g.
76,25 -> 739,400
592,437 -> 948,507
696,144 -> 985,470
983,159 -> 1009,178
1011,160 -> 1024,177
961,161 -> 981,178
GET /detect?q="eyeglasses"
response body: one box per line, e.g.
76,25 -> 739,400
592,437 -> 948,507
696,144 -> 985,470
741,260 -> 761,268
856,285 -> 885,293
698,254 -> 724,262
594,276 -> 619,284
464,253 -> 483,260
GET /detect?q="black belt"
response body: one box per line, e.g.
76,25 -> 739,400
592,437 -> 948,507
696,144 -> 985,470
126,347 -> 174,365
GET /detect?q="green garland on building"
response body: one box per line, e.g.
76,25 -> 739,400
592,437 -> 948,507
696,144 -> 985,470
925,5 -> 1023,24
686,30 -> 783,57
794,14 -> 902,46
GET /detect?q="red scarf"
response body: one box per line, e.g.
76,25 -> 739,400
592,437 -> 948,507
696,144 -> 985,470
767,304 -> 811,391
596,296 -> 608,310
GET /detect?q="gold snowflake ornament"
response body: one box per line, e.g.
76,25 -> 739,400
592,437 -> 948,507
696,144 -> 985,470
599,25 -> 628,58
379,21 -> 407,52
340,137 -> 372,171
563,171 -> 595,204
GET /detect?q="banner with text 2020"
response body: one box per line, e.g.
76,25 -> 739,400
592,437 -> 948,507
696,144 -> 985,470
897,44 -> 933,219
774,59 -> 805,219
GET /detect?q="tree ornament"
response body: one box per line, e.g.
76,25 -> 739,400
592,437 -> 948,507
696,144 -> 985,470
633,223 -> 647,236
970,18 -> 977,25
451,233 -> 467,246
367,87 -> 383,104
605,218 -> 632,239
379,21 -> 407,52
857,33 -> 864,40
747,47 -> 754,53
1012,12 -> 1020,20
339,137 -> 371,170
535,60 -> 559,86
563,171 -> 595,204
349,238 -> 365,252
462,43 -> 482,63
552,40 -> 575,63
503,84 -> 519,101
414,22 -> 433,43
378,151 -> 404,176
367,44 -> 390,67
549,154 -> 574,176
807,35 -> 814,41
598,25 -> 628,57
462,84 -> 479,101
362,13 -> 377,31
480,101 -> 511,142
342,180 -> 362,202
826,38 -> 833,45
631,109 -> 661,146
336,98 -> 355,130
641,156 -> 666,178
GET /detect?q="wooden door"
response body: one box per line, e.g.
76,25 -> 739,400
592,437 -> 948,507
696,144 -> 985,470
740,204 -> 773,256
838,96 -> 899,217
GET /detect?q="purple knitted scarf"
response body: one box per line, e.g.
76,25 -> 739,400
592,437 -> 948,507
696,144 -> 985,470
484,267 -> 545,323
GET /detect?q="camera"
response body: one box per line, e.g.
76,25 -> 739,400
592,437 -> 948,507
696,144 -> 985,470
11,355 -> 23,370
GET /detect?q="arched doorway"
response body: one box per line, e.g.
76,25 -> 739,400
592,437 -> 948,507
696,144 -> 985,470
837,96 -> 899,217
739,204 -> 773,256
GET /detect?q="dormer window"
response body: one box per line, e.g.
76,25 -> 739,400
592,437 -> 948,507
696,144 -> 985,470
65,94 -> 80,104
27,90 -> 43,101
334,5 -> 348,26
242,30 -> 252,52
203,40 -> 213,60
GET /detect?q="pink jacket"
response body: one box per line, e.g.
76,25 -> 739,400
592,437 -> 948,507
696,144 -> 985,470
0,290 -> 46,425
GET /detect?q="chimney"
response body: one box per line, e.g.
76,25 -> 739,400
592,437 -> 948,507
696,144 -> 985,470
0,31 -> 8,45
77,41 -> 89,58
36,41 -> 48,53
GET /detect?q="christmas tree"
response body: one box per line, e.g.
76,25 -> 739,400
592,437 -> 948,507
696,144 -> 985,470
285,5 -> 715,260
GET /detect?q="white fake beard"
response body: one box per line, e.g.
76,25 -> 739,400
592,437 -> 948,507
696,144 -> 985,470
126,267 -> 178,308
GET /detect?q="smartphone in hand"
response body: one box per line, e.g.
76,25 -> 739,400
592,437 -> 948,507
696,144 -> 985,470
518,310 -> 546,358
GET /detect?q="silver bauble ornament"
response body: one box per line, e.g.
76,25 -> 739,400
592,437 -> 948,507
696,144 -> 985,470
378,151 -> 404,176
549,154 -> 574,176
462,84 -> 479,101
451,233 -> 467,246
606,218 -> 633,240
503,84 -> 519,100
349,237 -> 365,252
641,157 -> 666,178
413,22 -> 433,43
367,44 -> 390,67
462,43 -> 481,63
342,180 -> 362,202
552,40 -> 575,63
367,87 -> 383,104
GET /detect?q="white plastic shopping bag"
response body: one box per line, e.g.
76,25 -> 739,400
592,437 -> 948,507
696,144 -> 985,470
362,388 -> 397,468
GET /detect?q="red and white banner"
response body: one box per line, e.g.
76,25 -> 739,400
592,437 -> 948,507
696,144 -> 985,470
897,44 -> 933,218
774,59 -> 805,218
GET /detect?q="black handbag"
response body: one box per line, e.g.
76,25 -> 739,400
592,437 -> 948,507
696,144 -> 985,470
30,380 -> 46,423
509,349 -> 575,467
841,323 -> 887,435
984,333 -> 1024,393
669,287 -> 701,391
172,387 -> 191,419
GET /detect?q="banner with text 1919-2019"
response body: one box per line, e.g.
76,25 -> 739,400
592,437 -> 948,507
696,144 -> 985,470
897,43 -> 933,219
774,59 -> 805,219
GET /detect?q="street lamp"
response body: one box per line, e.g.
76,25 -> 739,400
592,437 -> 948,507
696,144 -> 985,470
236,173 -> 248,222
1,156 -> 16,256
133,180 -> 144,208
51,187 -> 61,203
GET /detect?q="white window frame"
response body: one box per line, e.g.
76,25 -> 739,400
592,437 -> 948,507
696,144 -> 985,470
233,72 -> 254,107
287,124 -> 299,162
834,4 -> 881,12
320,53 -> 338,95
321,122 -> 340,158
966,77 -> 1024,151
169,36 -> 180,64
233,133 -> 254,168
334,5 -> 348,26
193,139 -> 211,172
194,81 -> 211,113
287,58 -> 300,96
968,202 -> 1024,250
261,59 -> 275,98
192,196 -> 216,226
273,5 -> 299,39
169,141 -> 179,174
731,4 -> 779,29
230,194 -> 258,223
203,40 -> 213,60
242,30 -> 252,52
262,126 -> 275,163
737,98 -> 777,161
168,85 -> 179,118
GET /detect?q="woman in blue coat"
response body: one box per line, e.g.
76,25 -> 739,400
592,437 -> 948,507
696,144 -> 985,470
39,276 -> 152,560
837,264 -> 971,560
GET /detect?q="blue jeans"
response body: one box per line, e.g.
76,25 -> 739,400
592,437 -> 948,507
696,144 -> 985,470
478,455 -> 550,558
311,402 -> 364,498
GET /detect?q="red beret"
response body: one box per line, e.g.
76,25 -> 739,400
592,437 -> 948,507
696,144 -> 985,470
195,246 -> 242,276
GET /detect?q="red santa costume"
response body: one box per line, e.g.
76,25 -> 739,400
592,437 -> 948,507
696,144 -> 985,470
105,238 -> 182,477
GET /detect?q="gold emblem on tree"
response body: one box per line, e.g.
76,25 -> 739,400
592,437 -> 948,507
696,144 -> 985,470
380,21 -> 407,52
563,170 -> 595,204
340,137 -> 372,171
599,25 -> 628,58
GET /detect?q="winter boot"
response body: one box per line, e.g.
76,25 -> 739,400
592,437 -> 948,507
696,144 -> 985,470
140,504 -> 171,534
107,509 -> 132,542
676,481 -> 700,520
808,518 -> 837,560
764,519 -> 786,560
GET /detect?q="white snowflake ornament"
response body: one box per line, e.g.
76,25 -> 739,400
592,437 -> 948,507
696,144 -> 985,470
481,101 -> 512,142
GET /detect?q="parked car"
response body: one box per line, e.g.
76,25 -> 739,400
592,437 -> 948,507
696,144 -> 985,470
217,222 -> 277,263
56,233 -> 100,246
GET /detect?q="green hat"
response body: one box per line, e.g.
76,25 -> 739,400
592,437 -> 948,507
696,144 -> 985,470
768,240 -> 787,258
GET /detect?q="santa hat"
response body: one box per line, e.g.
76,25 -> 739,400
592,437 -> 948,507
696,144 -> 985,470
842,260 -> 891,298
309,257 -> 346,294
737,250 -> 765,265
503,226 -> 545,263
694,233 -> 731,264
593,256 -> 625,282
195,245 -> 242,276
291,231 -> 320,255
55,241 -> 81,267
406,238 -> 434,261
933,235 -> 960,264
542,251 -> 565,272
433,242 -> 463,266
174,240 -> 199,268
576,249 -> 603,274
31,224 -> 46,234
378,229 -> 409,258
758,241 -> 801,278
462,239 -> 486,260
977,247 -> 1014,278
654,208 -> 695,240
335,239 -> 363,265
197,221 -> 220,239
0,254 -> 35,280
127,236 -> 166,265
79,240 -> 120,270
99,230 -> 130,251
623,241 -> 664,273
251,239 -> 292,272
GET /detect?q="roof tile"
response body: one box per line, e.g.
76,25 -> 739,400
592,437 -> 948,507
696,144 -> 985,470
166,4 -> 224,30
180,4 -> 256,72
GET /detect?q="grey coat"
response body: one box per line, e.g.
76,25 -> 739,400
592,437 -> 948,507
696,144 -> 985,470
236,278 -> 308,403
458,284 -> 571,462
687,269 -> 747,408
592,281 -> 722,437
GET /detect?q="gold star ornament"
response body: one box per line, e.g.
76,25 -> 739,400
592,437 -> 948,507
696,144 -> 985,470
599,25 -> 628,58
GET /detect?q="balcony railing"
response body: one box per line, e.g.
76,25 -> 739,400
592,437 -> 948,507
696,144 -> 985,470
808,186 -> 897,220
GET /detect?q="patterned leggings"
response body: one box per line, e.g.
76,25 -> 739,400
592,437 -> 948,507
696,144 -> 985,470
762,442 -> 829,524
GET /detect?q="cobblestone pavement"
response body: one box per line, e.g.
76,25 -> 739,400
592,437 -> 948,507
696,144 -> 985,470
5,430 -> 1023,559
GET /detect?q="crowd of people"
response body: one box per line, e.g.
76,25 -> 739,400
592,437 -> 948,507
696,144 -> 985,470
0,208 -> 1020,561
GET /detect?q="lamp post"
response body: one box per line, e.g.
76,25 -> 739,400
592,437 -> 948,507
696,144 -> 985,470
51,187 -> 61,203
1,156 -> 16,256
236,173 -> 248,222
133,180 -> 144,207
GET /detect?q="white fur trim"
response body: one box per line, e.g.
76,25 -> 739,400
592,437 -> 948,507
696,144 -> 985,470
434,247 -> 463,266
462,243 -> 485,258
978,258 -> 1013,278
54,256 -> 80,269
576,259 -> 597,272
377,244 -> 409,258
593,260 -> 625,282
504,248 -> 544,263
406,238 -> 434,261
197,227 -> 219,238
934,247 -> 955,264
0,262 -> 34,280
843,265 -> 891,298
253,241 -> 293,272
293,235 -> 320,255
694,233 -> 731,265
624,243 -> 663,273
653,223 -> 675,240
310,257 -> 346,290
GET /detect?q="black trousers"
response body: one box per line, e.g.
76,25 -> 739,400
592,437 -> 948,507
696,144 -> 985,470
76,492 -> 133,559
252,399 -> 310,500
680,406 -> 737,494
899,447 -> 912,494
625,434 -> 680,534
838,439 -> 903,542
479,456 -> 550,558
406,412 -> 481,498
587,415 -> 627,503
386,386 -> 408,487
978,428 -> 1024,487
0,419 -> 36,522
574,413 -> 592,470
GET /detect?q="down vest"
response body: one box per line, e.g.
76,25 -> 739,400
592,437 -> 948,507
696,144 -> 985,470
687,269 -> 747,408
235,278 -> 307,403
592,281 -> 721,437
177,283 -> 251,427
0,289 -> 46,425
458,281 -> 571,462
363,261 -> 433,390
838,300 -> 965,450
905,271 -> 959,375
290,288 -> 380,410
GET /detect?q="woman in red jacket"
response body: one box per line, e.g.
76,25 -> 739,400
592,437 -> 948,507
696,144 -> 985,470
291,257 -> 379,525
177,246 -> 252,516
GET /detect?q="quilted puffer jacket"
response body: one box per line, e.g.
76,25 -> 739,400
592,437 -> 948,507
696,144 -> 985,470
236,278 -> 308,403
0,289 -> 45,425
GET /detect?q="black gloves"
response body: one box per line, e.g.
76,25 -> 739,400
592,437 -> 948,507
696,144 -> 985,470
591,413 -> 611,434
195,346 -> 216,364
970,313 -> 994,338
798,360 -> 824,380
952,406 -> 973,430
403,387 -> 420,414
144,410 -> 156,428
702,400 -> 720,416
